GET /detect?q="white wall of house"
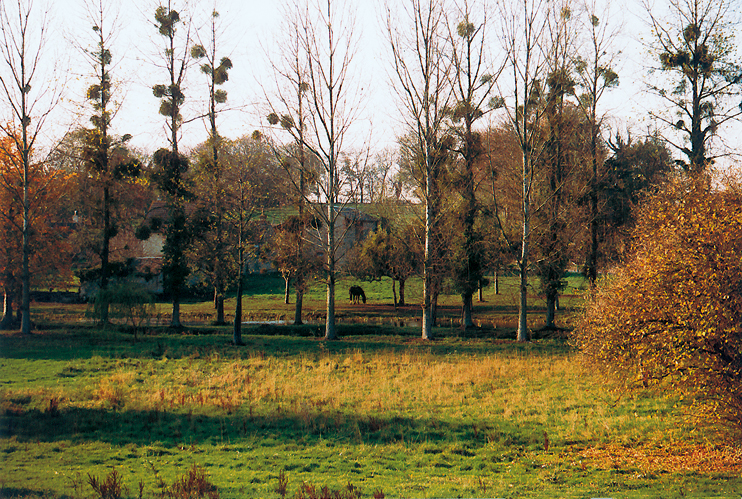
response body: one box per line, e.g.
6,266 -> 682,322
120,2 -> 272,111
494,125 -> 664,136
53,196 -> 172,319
141,234 -> 165,258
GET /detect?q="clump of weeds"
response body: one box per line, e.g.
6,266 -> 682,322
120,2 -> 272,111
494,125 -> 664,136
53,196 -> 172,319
88,469 -> 126,499
164,464 -> 219,499
276,470 -> 289,498
278,473 -> 367,499
294,481 -> 362,499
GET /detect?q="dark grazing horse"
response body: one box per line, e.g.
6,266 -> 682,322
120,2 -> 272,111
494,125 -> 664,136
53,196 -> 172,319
349,286 -> 366,304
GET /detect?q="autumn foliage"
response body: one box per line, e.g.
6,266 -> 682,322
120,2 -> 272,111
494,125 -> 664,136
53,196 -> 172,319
575,173 -> 742,438
1,133 -> 74,327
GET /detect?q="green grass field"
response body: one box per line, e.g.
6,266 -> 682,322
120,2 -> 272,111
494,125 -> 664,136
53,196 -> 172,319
177,272 -> 589,330
1,275 -> 740,498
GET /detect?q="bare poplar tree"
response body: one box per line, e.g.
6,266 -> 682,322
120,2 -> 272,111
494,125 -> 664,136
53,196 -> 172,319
387,0 -> 452,340
447,0 -> 503,328
0,0 -> 61,335
267,0 -> 361,340
224,134 -> 268,345
266,2 -> 314,326
497,0 -> 551,342
533,0 -> 580,329
191,7 -> 233,325
643,0 -> 741,174
574,0 -> 619,291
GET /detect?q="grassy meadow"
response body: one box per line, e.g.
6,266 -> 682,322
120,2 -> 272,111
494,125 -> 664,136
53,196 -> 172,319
1,275 -> 740,498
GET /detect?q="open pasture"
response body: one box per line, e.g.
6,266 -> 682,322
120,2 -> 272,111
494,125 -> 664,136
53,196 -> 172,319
1,275 -> 740,498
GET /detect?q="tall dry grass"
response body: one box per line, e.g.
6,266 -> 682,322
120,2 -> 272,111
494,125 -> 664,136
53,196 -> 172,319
76,347 -> 658,448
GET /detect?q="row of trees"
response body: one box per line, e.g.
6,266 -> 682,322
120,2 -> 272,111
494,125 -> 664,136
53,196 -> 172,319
376,0 -> 738,341
0,0 -> 287,340
1,0 -> 740,342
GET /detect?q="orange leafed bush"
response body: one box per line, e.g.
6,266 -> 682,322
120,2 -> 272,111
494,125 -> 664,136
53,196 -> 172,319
575,173 -> 742,438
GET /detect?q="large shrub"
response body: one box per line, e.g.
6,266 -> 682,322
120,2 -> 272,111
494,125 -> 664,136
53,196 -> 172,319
574,174 -> 742,438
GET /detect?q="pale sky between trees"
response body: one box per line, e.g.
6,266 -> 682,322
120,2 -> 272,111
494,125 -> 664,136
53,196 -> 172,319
15,0 -> 742,168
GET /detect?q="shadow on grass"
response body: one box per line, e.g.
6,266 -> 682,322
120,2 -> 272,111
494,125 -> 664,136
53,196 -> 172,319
2,402 -> 552,455
0,487 -> 74,499
0,326 -> 572,362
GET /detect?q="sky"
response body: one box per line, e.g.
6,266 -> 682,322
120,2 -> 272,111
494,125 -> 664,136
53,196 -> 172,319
4,0 -> 740,167
42,0 -> 397,154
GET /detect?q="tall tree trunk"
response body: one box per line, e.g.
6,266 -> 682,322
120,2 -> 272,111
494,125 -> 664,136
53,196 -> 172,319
165,4 -> 185,330
284,275 -> 291,304
171,296 -> 181,328
293,96 -> 307,327
422,260 -> 434,340
211,72 -> 226,326
1,285 -> 14,330
325,203 -> 337,340
94,9 -> 112,325
545,290 -> 557,329
293,199 -> 304,325
517,178 -> 531,341
422,165 -> 436,340
517,144 -> 532,342
233,264 -> 244,345
431,288 -> 439,328
392,279 -> 398,310
326,271 -> 336,339
517,259 -> 529,342
167,206 -> 185,329
20,126 -> 31,335
586,119 -> 599,291
1,238 -> 14,329
516,219 -> 531,342
293,285 -> 304,325
462,293 -> 474,328
461,291 -> 474,328
461,292 -> 474,328
214,258 -> 225,324
233,194 -> 245,345
100,182 -> 110,324
398,278 -> 406,306
460,111 -> 478,329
